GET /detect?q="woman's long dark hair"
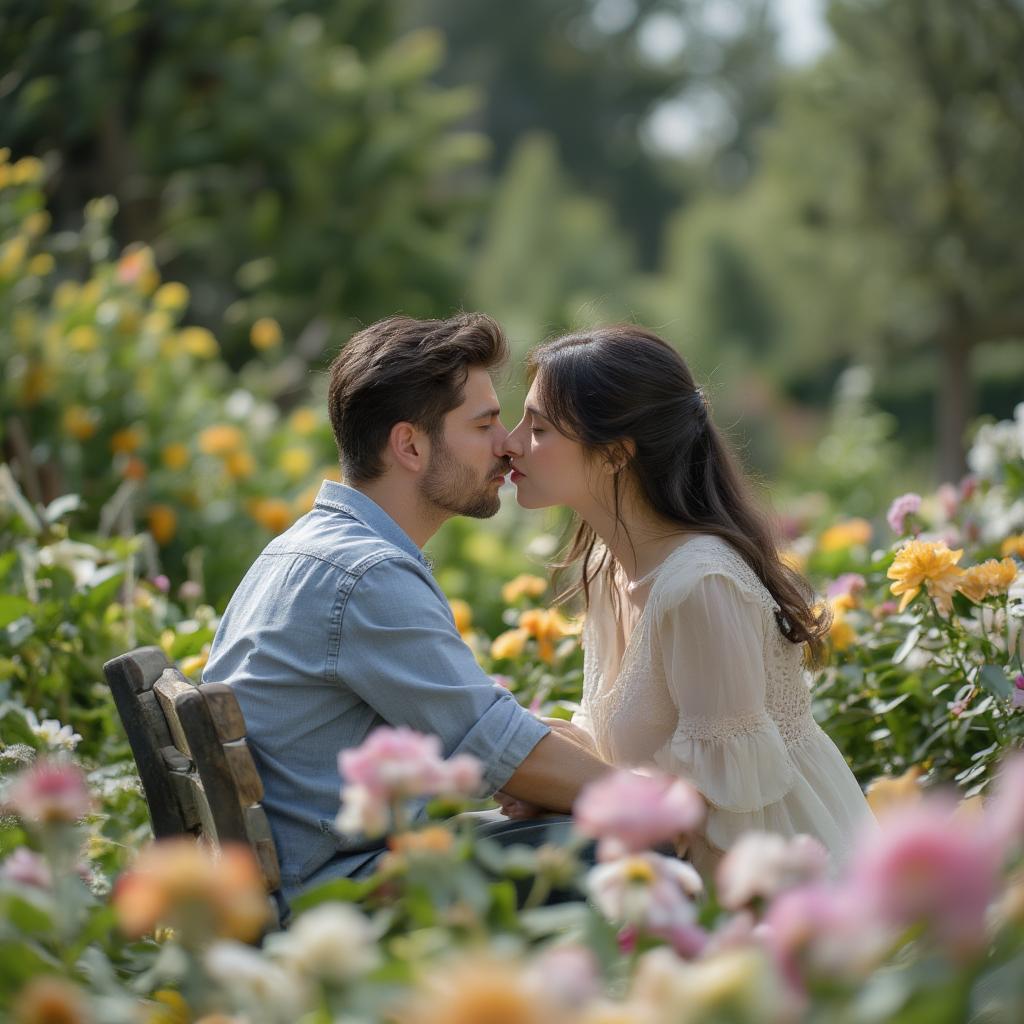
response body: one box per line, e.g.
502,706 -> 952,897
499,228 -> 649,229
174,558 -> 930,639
528,325 -> 830,663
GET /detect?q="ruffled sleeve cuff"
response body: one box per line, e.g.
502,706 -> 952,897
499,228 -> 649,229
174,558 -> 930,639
653,710 -> 795,816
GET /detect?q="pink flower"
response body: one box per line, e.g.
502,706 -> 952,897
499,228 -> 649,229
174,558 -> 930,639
716,832 -> 829,911
936,482 -> 959,521
959,475 -> 978,502
826,574 -> 866,600
984,752 -> 1024,860
887,493 -> 922,535
587,851 -> 703,931
2,759 -> 93,825
0,848 -> 52,888
152,574 -> 170,593
525,945 -> 601,1008
178,580 -> 203,602
338,726 -> 481,802
574,770 -> 705,860
848,798 -> 1001,958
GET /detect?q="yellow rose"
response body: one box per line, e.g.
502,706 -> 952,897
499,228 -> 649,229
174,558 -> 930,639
1001,535 -> 1024,559
866,765 -> 924,818
248,498 -> 292,534
490,628 -> 529,660
111,425 -> 144,454
957,558 -> 1018,603
501,574 -> 548,604
225,449 -> 256,480
887,539 -> 964,615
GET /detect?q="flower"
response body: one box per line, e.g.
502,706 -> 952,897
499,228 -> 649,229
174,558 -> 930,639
277,446 -> 313,480
335,784 -> 390,838
827,599 -> 856,651
288,407 -> 320,434
147,504 -> 177,546
491,627 -> 529,660
110,425 -> 143,454
1,848 -> 52,888
180,647 -> 209,678
23,710 -> 83,752
524,945 -> 601,1009
818,518 -> 872,553
502,574 -> 548,604
265,902 -> 379,981
1002,534 -> 1024,559
180,326 -> 219,359
153,282 -> 190,310
865,764 -> 924,818
62,404 -> 99,441
886,492 -> 922,535
957,557 -> 1018,603
449,598 -> 473,637
1013,675 -> 1024,710
825,573 -> 866,601
226,449 -> 256,480
3,758 -> 93,824
248,498 -> 292,534
250,317 -> 283,350
848,798 -> 1002,957
389,825 -> 456,857
887,539 -> 964,615
716,832 -> 828,911
574,770 -> 705,860
204,941 -> 309,1019
518,607 -> 580,663
161,442 -> 190,470
113,838 -> 269,943
12,976 -> 91,1024
198,424 -> 245,456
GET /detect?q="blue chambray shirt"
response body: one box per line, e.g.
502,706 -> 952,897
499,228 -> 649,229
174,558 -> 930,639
203,481 -> 550,900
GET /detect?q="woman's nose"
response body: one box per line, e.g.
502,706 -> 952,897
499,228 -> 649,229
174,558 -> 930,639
502,420 -> 526,458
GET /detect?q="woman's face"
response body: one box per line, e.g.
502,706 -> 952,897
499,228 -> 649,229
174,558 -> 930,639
502,377 -> 597,511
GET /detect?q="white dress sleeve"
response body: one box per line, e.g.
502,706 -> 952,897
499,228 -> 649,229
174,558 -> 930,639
652,571 -> 795,830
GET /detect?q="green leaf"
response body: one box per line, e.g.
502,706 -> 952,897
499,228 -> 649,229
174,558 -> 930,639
977,664 -> 1012,699
0,596 -> 33,629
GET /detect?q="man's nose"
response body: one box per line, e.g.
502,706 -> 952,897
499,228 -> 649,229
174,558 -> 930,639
491,419 -> 511,456
501,421 -> 525,458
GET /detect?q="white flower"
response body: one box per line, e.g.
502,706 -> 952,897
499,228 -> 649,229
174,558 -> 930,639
588,851 -> 703,930
37,540 -> 106,587
265,902 -> 380,982
24,710 -> 82,752
716,832 -> 829,911
335,784 -> 389,838
205,940 -> 309,1020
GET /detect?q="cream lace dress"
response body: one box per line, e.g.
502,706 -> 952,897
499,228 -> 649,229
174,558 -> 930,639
570,535 -> 875,876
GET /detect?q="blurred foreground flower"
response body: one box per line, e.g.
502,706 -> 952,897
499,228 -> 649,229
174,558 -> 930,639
574,770 -> 705,860
264,902 -> 379,983
3,758 -> 93,825
887,539 -> 964,614
716,832 -> 828,911
865,764 -> 924,817
13,976 -> 91,1024
113,839 -> 269,944
588,851 -> 704,934
1,848 -> 53,889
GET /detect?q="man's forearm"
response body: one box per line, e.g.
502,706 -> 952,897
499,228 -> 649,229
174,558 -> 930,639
502,731 -> 611,812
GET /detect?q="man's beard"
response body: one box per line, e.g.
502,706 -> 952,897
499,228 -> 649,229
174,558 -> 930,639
419,435 -> 505,519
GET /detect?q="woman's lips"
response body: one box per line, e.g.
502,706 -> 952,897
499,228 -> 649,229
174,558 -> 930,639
510,469 -> 525,482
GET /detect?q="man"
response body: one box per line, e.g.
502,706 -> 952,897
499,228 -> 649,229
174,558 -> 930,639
204,313 -> 610,904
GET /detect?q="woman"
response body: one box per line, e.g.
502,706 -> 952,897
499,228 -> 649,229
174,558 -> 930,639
501,325 -> 874,875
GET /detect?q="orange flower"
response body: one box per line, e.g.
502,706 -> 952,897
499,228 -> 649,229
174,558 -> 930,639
278,446 -> 313,480
887,539 -> 964,615
818,518 -> 872,553
449,598 -> 473,637
113,838 -> 269,944
225,449 -> 256,480
491,627 -> 529,660
147,504 -> 177,546
1001,535 -> 1024,559
62,404 -> 99,441
518,608 -> 580,663
957,558 -> 1018,603
121,456 -> 148,481
110,425 -> 143,454
248,498 -> 292,534
389,826 -> 455,857
828,599 -> 856,652
12,976 -> 90,1024
866,765 -> 924,818
502,574 -> 548,604
250,317 -> 283,350
198,424 -> 245,456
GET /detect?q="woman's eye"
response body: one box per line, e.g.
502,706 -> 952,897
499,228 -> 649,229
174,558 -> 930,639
530,427 -> 544,435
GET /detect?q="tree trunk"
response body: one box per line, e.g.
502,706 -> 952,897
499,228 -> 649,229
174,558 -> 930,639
936,333 -> 971,484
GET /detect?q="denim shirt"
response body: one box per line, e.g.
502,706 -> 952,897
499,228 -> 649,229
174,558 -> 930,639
203,481 -> 550,899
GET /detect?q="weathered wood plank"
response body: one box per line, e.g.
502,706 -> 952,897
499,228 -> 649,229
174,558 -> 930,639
245,805 -> 282,891
154,669 -> 196,758
223,740 -> 263,805
201,682 -> 247,743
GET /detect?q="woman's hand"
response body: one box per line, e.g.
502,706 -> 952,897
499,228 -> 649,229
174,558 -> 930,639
494,790 -> 544,820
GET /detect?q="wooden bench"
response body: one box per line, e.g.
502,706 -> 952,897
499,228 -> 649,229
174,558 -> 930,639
103,646 -> 283,927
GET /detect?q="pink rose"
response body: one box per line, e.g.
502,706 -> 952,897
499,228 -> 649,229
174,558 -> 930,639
3,759 -> 93,825
0,848 -> 52,888
574,770 -> 705,859
825,573 -> 866,601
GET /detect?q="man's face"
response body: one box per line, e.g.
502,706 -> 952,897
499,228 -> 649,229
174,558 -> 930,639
419,366 -> 510,519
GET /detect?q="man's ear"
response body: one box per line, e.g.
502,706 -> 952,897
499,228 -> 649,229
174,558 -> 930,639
387,421 -> 428,474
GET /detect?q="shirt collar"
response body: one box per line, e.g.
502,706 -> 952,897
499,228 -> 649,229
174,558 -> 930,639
313,480 -> 427,566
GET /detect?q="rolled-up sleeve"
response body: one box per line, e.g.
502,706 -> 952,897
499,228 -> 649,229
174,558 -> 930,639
334,557 -> 550,795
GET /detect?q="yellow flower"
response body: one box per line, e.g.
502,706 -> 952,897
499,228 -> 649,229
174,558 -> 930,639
278,446 -> 313,480
828,600 -> 856,651
23,210 -> 50,237
289,407 -> 320,435
198,424 -> 245,456
887,539 -> 964,615
491,627 -> 530,660
818,518 -> 872,553
502,574 -> 548,604
27,252 -> 54,276
62,404 -> 99,441
143,310 -> 174,336
181,648 -> 209,677
111,425 -> 144,454
225,449 -> 256,480
54,280 -> 79,308
957,558 -> 1018,603
866,764 -> 923,818
250,317 -> 283,350
147,504 -> 178,546
1001,534 -> 1024,559
11,156 -> 44,185
67,324 -> 99,352
518,607 -> 580,663
153,281 -> 190,311
449,598 -> 473,636
161,443 -> 190,471
389,826 -> 455,857
248,498 -> 292,534
148,988 -> 191,1024
21,364 -> 52,405
180,326 -> 219,359
0,236 -> 27,277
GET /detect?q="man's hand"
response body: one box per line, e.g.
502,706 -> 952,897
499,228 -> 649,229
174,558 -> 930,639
540,716 -> 596,751
494,790 -> 545,820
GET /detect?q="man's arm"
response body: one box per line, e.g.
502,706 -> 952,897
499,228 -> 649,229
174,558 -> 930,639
500,730 -> 611,812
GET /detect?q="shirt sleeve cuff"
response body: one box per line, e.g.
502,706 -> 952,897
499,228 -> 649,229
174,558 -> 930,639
449,691 -> 551,796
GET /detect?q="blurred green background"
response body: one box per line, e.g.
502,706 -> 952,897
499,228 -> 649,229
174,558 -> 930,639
2,0 -> 1023,597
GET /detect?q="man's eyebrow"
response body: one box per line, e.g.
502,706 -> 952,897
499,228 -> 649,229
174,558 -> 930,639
471,406 -> 502,420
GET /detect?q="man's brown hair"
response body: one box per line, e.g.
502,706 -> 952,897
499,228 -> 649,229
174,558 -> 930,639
327,313 -> 508,482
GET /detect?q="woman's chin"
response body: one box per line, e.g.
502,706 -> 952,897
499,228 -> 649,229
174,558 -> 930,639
513,486 -> 548,510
